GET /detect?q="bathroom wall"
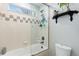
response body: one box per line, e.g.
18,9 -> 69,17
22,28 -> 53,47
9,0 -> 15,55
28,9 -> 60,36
0,10 -> 32,52
0,3 -> 49,56
0,3 -> 36,52
49,3 -> 79,56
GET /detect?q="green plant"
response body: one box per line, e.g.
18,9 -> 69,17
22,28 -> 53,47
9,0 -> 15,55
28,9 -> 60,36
58,3 -> 69,10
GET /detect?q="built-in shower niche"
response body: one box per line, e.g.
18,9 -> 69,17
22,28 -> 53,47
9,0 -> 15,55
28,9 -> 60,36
31,3 -> 48,55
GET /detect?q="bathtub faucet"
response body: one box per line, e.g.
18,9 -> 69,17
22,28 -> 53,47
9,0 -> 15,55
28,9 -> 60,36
0,47 -> 7,55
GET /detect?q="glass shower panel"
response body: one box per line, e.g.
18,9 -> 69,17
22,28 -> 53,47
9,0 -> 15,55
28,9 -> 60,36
31,3 -> 48,55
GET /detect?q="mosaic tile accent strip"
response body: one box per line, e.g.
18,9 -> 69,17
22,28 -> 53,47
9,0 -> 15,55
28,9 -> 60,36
0,12 -> 40,24
23,17 -> 26,20
30,20 -> 32,23
2,13 -> 5,17
5,17 -> 10,21
20,20 -> 23,23
16,16 -> 20,19
13,19 -> 17,22
9,15 -> 14,18
25,20 -> 28,23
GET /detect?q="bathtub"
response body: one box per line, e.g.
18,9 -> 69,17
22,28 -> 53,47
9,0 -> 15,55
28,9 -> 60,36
3,47 -> 31,56
3,44 -> 48,56
31,44 -> 48,55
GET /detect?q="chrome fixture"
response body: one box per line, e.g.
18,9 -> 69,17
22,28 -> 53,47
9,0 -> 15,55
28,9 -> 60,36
40,36 -> 45,48
0,47 -> 7,55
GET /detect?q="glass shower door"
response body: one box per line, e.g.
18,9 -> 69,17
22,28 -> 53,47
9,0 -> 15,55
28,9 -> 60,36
31,3 -> 49,55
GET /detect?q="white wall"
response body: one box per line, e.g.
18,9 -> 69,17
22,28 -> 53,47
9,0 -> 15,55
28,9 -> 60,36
0,10 -> 32,52
0,3 -> 32,52
49,3 -> 79,56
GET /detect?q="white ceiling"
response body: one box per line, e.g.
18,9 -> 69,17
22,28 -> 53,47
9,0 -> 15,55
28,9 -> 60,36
45,3 -> 62,11
30,3 -> 61,10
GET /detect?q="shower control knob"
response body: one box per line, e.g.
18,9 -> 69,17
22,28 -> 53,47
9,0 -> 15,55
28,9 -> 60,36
23,41 -> 28,45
